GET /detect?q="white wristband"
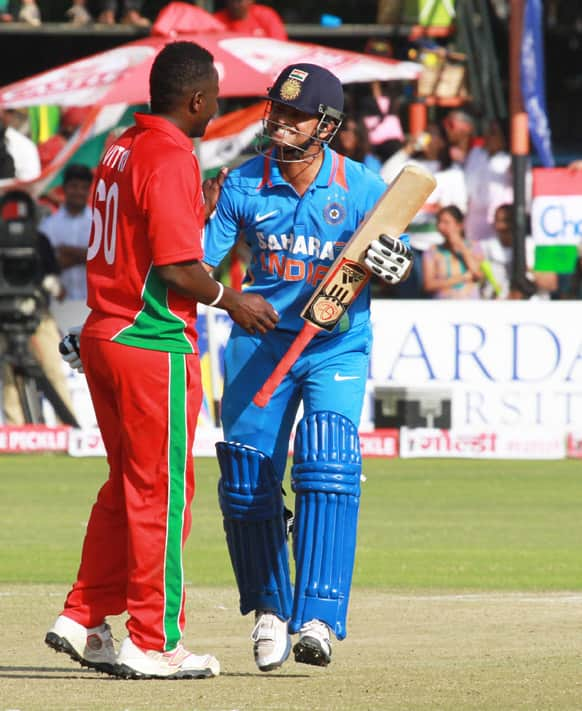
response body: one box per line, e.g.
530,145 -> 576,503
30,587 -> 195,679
207,281 -> 224,308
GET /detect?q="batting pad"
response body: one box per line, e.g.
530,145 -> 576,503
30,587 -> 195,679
290,411 -> 361,640
217,441 -> 293,619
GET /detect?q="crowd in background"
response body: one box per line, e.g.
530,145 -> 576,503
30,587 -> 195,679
1,77 -> 581,309
0,0 -> 288,29
1,0 -> 581,429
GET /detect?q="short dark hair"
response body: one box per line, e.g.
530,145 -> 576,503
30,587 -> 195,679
63,163 -> 93,185
150,41 -> 214,114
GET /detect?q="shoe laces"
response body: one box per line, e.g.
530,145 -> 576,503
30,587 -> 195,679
161,643 -> 191,665
251,613 -> 278,642
300,619 -> 330,641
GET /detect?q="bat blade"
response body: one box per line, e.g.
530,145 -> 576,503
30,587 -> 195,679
301,163 -> 437,332
252,163 -> 436,407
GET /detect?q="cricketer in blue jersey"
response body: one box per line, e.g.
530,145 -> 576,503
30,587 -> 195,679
203,63 -> 414,671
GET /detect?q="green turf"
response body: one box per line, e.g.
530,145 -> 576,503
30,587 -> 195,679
1,455 -> 581,590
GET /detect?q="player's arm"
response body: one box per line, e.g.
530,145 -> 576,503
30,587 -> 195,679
157,260 -> 278,335
202,167 -> 228,220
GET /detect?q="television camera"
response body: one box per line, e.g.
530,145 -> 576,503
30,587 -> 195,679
0,191 -> 78,425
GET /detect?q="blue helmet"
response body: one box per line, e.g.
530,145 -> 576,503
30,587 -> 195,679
266,63 -> 345,122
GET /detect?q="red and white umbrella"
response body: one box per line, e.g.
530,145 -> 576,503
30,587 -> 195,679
0,25 -> 420,108
0,4 -> 421,192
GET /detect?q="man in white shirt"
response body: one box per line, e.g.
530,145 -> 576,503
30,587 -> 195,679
0,109 -> 41,183
39,163 -> 93,301
464,119 -> 513,242
480,203 -> 557,299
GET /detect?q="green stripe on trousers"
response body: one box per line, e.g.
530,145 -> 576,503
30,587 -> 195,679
164,352 -> 187,650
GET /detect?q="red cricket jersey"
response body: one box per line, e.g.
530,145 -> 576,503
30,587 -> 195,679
83,113 -> 205,354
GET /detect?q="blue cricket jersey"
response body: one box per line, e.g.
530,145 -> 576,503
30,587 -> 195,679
204,145 -> 387,334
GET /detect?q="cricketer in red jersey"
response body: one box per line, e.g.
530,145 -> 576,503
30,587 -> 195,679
45,41 -> 278,681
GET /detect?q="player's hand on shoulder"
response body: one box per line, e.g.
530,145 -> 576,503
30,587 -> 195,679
228,293 -> 279,335
58,324 -> 84,373
203,166 -> 228,221
364,233 -> 414,285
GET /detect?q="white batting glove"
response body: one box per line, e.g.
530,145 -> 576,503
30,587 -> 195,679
364,233 -> 414,285
59,324 -> 84,373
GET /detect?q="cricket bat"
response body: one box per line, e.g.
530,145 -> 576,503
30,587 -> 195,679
252,163 -> 437,408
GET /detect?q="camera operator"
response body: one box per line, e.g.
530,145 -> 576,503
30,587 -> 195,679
0,190 -> 76,426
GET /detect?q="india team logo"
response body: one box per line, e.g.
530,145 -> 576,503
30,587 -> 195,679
280,79 -> 302,101
323,201 -> 346,225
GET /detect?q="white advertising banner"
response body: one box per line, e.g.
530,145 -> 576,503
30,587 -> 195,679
56,300 -> 582,454
400,428 -> 566,459
368,300 -> 582,432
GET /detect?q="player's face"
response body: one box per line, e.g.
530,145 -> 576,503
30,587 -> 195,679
266,102 -> 321,149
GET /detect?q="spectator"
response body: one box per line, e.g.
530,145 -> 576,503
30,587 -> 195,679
94,0 -> 150,26
213,0 -> 287,39
38,163 -> 93,301
361,39 -> 405,148
65,0 -> 92,24
18,0 -> 41,24
329,115 -> 382,173
480,203 -> 557,299
442,109 -> 476,165
382,122 -> 467,252
381,121 -> 449,183
0,190 -> 75,426
464,118 -> 513,242
0,109 -> 41,184
422,205 -> 484,299
0,0 -> 14,22
38,106 -> 91,171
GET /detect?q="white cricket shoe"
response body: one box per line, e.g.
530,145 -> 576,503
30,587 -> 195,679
251,611 -> 291,672
293,619 -> 332,667
115,637 -> 220,679
45,615 -> 117,674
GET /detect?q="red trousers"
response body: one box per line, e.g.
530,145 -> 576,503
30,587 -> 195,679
63,336 -> 202,651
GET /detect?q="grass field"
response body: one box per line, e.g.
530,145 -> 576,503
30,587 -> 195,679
1,455 -> 581,589
1,455 -> 582,710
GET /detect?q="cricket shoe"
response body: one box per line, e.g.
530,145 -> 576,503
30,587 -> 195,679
45,615 -> 117,674
251,611 -> 291,672
114,637 -> 220,679
293,619 -> 332,667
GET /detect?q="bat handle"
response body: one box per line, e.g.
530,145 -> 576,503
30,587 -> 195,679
253,323 -> 319,408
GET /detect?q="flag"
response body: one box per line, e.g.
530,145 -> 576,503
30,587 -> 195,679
521,0 -> 554,167
531,168 -> 581,274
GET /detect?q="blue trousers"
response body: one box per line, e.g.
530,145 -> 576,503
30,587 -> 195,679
221,321 -> 371,479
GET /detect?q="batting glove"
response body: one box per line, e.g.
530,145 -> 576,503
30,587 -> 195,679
364,233 -> 414,285
59,325 -> 84,373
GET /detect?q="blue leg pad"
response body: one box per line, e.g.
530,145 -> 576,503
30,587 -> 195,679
289,411 -> 361,640
217,441 -> 293,619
